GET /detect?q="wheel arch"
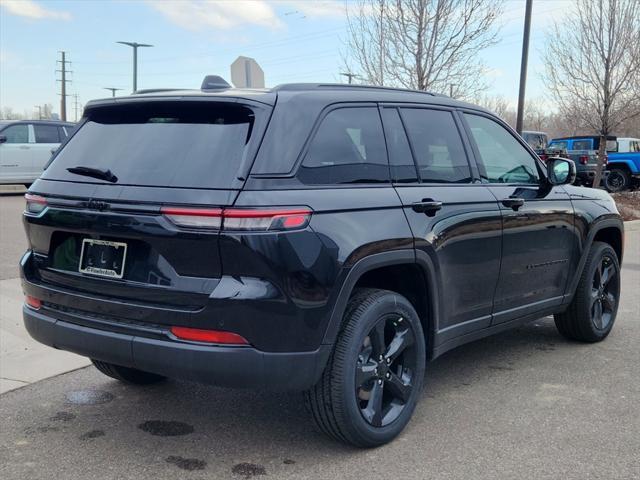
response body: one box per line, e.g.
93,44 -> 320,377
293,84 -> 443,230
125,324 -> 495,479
321,249 -> 440,359
566,218 -> 624,300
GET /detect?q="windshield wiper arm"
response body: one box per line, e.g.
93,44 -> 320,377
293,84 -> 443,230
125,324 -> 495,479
66,166 -> 118,183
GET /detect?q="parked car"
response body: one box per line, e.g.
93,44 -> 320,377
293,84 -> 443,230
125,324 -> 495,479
604,137 -> 640,192
21,79 -> 624,447
521,130 -> 566,163
0,120 -> 75,186
547,135 -> 616,186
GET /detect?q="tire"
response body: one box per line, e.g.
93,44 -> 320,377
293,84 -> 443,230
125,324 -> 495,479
554,242 -> 620,342
91,359 -> 167,385
604,168 -> 630,192
304,288 -> 426,447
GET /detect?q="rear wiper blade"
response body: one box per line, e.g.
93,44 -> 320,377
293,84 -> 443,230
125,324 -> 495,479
66,166 -> 118,183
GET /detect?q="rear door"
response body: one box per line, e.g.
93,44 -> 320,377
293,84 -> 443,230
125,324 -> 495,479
381,105 -> 502,341
0,123 -> 33,182
462,112 -> 576,324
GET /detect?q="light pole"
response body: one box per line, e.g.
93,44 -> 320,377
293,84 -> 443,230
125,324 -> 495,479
515,0 -> 533,134
117,41 -> 153,93
104,87 -> 123,97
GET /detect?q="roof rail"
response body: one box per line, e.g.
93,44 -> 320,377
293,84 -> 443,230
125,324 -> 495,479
133,88 -> 186,95
272,83 -> 439,96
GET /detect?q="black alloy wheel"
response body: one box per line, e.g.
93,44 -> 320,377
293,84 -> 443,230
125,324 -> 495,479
356,314 -> 417,427
590,254 -> 619,331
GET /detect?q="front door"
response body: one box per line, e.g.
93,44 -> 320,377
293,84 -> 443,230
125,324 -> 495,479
462,112 -> 575,324
381,106 -> 503,341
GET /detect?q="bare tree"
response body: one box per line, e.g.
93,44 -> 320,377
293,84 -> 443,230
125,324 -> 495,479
345,0 -> 503,99
543,0 -> 640,187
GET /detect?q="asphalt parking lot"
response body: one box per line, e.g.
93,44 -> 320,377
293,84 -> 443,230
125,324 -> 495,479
0,192 -> 639,479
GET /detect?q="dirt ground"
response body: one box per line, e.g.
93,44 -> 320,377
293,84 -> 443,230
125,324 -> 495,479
611,190 -> 640,221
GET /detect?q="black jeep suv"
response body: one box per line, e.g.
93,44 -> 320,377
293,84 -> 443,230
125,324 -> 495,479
21,81 -> 624,447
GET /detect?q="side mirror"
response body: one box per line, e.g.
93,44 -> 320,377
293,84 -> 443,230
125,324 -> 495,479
547,157 -> 576,186
0,135 -> 7,144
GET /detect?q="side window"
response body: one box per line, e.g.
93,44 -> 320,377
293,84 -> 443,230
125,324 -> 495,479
573,140 -> 591,150
34,124 -> 61,143
298,107 -> 389,185
464,113 -> 540,184
401,108 -> 471,183
1,124 -> 29,143
549,141 -> 567,150
380,108 -> 417,183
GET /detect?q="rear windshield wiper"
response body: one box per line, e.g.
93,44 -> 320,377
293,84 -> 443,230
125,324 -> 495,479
66,166 -> 118,183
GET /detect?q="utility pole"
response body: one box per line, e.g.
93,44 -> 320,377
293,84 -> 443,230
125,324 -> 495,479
515,0 -> 533,134
103,87 -> 123,97
449,83 -> 457,98
340,72 -> 358,84
34,105 -> 42,120
72,94 -> 81,122
56,51 -> 72,121
117,41 -> 153,92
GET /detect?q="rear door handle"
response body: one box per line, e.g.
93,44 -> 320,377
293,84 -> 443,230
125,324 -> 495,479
501,197 -> 525,211
411,199 -> 443,217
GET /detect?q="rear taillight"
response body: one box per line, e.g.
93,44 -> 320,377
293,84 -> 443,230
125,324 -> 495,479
25,295 -> 42,310
160,207 -> 223,229
24,194 -> 47,215
579,155 -> 589,165
161,207 -> 312,231
539,154 -> 548,162
169,326 -> 248,345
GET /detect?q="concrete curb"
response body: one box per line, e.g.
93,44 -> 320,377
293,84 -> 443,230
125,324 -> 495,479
624,219 -> 640,232
0,184 -> 26,195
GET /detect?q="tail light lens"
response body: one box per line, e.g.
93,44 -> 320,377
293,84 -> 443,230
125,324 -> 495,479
579,155 -> 589,165
170,326 -> 248,345
24,194 -> 47,215
25,295 -> 42,310
539,154 -> 548,162
161,207 -> 312,231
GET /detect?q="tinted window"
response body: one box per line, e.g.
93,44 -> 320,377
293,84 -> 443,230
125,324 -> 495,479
1,124 -> 29,143
572,140 -> 591,150
43,102 -> 261,188
465,114 -> 540,184
34,124 -> 61,143
298,107 -> 388,185
381,108 -> 417,183
401,108 -> 471,183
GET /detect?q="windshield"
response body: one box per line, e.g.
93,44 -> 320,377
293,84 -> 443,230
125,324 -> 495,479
43,101 -> 263,189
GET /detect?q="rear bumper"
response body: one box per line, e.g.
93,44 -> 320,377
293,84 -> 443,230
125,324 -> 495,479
23,305 -> 330,390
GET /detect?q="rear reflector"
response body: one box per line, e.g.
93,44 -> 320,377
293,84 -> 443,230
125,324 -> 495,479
25,295 -> 42,310
161,207 -> 311,231
170,326 -> 249,345
24,194 -> 47,215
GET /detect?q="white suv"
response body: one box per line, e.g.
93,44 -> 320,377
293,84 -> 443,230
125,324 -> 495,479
0,120 -> 75,186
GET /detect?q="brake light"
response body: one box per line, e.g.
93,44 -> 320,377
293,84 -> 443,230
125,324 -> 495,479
161,207 -> 312,231
25,295 -> 42,310
579,155 -> 589,165
24,194 -> 47,215
170,326 -> 248,345
539,154 -> 548,162
160,207 -> 223,229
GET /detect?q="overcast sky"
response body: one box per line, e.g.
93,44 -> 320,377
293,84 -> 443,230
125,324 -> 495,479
0,0 -> 572,119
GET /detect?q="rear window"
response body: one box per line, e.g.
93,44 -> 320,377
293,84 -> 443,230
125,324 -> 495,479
43,102 -> 262,189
